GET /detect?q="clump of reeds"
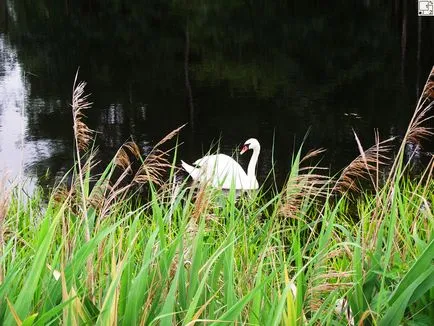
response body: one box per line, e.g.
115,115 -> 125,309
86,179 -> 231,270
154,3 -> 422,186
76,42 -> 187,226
38,65 -> 434,326
330,67 -> 434,199
99,126 -> 184,217
1,68 -> 433,326
70,71 -> 104,300
406,67 -> 434,146
279,148 -> 331,219
335,131 -> 394,194
72,76 -> 94,154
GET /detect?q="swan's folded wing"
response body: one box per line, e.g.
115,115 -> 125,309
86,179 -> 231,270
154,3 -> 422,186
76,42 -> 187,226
187,154 -> 257,189
196,155 -> 247,188
181,160 -> 202,181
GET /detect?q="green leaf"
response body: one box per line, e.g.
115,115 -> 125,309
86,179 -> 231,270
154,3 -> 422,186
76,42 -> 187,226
158,240 -> 183,326
379,267 -> 433,326
408,270 -> 434,306
209,276 -> 268,325
34,298 -> 75,326
22,313 -> 38,326
5,207 -> 62,325
388,239 -> 434,306
122,228 -> 159,325
182,232 -> 237,325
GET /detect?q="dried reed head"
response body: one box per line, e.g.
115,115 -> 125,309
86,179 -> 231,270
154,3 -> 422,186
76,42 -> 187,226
153,124 -> 186,148
81,149 -> 100,174
96,124 -> 184,217
307,246 -> 354,316
134,149 -> 172,186
133,125 -> 185,186
191,182 -> 213,221
114,141 -> 141,172
52,184 -> 73,206
406,66 -> 434,146
88,179 -> 111,211
423,66 -> 434,99
279,149 -> 331,219
72,72 -> 94,152
89,142 -> 142,218
300,148 -> 327,165
335,132 -> 393,194
280,173 -> 331,219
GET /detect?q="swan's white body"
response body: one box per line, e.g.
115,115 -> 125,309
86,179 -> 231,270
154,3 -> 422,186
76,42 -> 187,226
181,138 -> 260,190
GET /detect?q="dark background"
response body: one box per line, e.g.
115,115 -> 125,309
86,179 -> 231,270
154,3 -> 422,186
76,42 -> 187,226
0,0 -> 433,188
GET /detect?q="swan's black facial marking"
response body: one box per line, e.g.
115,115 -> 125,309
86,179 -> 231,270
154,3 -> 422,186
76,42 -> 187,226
240,144 -> 249,155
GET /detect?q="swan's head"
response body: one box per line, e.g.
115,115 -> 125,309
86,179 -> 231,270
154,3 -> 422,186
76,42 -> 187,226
240,138 -> 260,155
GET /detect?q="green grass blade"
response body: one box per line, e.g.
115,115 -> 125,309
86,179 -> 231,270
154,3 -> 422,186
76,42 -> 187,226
388,238 -> 434,306
157,240 -> 183,326
4,205 -> 62,324
182,233 -> 237,325
210,276 -> 269,325
379,267 -> 434,326
122,228 -> 159,325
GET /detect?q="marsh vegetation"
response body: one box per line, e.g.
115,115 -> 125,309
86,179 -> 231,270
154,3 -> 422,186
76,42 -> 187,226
0,67 -> 433,325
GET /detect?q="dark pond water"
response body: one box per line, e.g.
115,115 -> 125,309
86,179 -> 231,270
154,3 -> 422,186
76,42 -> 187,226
0,1 -> 433,191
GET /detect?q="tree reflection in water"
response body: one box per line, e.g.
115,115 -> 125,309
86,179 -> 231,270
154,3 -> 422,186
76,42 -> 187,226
0,1 -> 433,189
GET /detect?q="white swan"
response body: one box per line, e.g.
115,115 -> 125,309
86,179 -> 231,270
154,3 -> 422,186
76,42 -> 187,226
181,138 -> 260,190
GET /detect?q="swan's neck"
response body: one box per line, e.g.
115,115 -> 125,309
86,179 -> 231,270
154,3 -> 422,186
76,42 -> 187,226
247,147 -> 260,179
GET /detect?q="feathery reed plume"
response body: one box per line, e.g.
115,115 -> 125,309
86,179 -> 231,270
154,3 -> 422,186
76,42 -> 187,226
279,149 -> 331,219
92,141 -> 142,219
72,74 -> 94,153
114,141 -> 140,171
88,179 -> 110,212
153,124 -> 186,149
97,125 -> 184,218
384,66 -> 434,186
191,182 -> 212,222
70,71 -> 94,219
300,148 -> 327,165
52,183 -> 70,203
134,149 -> 171,186
307,245 -> 354,315
133,125 -> 185,186
335,133 -> 394,194
372,67 -> 434,231
71,70 -> 95,300
423,71 -> 434,99
279,173 -> 330,219
406,66 -> 434,145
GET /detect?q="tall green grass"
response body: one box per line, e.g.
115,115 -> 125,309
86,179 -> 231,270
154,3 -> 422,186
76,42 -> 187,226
0,69 -> 433,325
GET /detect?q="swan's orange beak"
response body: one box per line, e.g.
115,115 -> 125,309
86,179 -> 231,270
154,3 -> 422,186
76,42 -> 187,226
240,145 -> 248,155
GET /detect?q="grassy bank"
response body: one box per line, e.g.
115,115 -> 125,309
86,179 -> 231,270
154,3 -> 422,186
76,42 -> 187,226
0,71 -> 433,325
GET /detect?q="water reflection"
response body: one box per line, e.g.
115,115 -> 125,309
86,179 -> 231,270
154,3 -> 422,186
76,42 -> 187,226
0,2 -> 432,191
0,34 -> 66,190
0,33 -> 28,178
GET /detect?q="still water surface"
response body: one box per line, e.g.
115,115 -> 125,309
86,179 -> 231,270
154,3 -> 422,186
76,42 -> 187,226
0,2 -> 433,190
